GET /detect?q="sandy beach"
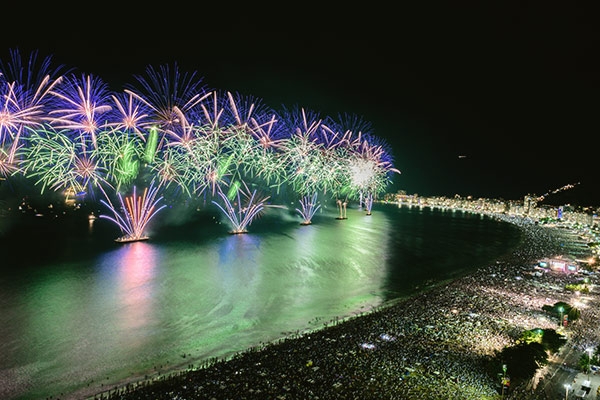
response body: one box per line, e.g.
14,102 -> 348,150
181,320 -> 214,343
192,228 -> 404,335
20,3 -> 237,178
79,214 -> 598,400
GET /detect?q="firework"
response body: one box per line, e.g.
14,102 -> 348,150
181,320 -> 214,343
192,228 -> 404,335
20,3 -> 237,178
211,180 -> 271,234
48,73 -> 113,149
278,107 -> 326,193
143,126 -> 160,164
336,197 -> 348,220
0,145 -> 20,177
108,91 -> 153,141
20,125 -> 108,196
296,192 -> 321,225
207,91 -> 289,188
125,63 -> 210,136
152,122 -> 237,197
95,130 -> 144,190
99,181 -> 167,242
4,51 -> 401,239
322,112 -> 373,149
0,49 -> 68,178
363,192 -> 374,215
0,81 -> 44,145
333,133 -> 400,212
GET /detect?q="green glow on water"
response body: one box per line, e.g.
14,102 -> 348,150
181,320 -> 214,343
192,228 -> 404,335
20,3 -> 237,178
0,204 -> 524,399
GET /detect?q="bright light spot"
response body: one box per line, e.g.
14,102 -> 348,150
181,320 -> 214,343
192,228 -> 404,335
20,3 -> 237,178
379,333 -> 395,341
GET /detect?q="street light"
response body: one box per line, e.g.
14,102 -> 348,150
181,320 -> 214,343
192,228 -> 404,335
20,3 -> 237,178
564,383 -> 571,400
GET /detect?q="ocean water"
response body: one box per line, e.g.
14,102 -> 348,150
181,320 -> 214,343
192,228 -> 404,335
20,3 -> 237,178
0,202 -> 522,399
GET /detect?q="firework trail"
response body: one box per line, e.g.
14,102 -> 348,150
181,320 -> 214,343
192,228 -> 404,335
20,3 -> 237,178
48,73 -> 113,149
20,125 -> 108,196
4,49 -> 401,239
296,192 -> 321,225
0,49 -> 68,178
99,181 -> 167,242
211,180 -> 271,234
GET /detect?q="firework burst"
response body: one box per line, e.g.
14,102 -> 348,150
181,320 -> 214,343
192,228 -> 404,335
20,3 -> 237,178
48,73 -> 113,149
99,181 -> 167,242
212,180 -> 272,234
20,125 -> 108,196
0,49 -> 69,178
5,51 -> 401,238
296,192 -> 321,225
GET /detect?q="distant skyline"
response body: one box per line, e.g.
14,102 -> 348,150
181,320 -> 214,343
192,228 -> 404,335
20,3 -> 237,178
1,4 -> 598,205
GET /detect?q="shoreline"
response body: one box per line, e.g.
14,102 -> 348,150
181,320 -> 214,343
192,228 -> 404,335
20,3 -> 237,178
75,214 -> 599,399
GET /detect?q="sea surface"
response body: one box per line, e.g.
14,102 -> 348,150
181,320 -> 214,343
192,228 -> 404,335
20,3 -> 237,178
0,202 -> 523,399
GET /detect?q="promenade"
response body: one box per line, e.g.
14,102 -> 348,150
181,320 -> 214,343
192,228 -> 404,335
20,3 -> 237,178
80,216 -> 599,400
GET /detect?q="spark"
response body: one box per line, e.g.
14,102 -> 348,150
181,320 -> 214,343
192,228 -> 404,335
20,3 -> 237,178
99,181 -> 167,242
296,192 -> 321,225
48,73 -> 113,149
212,180 -> 271,234
3,52 -> 401,239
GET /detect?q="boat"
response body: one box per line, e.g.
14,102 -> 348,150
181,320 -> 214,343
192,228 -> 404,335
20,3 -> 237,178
114,235 -> 150,243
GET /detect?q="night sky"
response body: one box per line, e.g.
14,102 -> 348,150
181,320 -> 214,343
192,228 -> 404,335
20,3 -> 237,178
2,4 -> 598,205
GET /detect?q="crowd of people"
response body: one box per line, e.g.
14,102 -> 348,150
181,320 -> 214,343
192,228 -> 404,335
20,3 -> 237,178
81,215 -> 599,400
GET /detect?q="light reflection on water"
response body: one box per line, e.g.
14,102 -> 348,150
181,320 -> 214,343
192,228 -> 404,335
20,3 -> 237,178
112,242 -> 159,347
0,204 -> 520,400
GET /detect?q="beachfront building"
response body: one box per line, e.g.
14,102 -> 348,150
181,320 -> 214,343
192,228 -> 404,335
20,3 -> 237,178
386,191 -> 599,229
384,191 -> 600,266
